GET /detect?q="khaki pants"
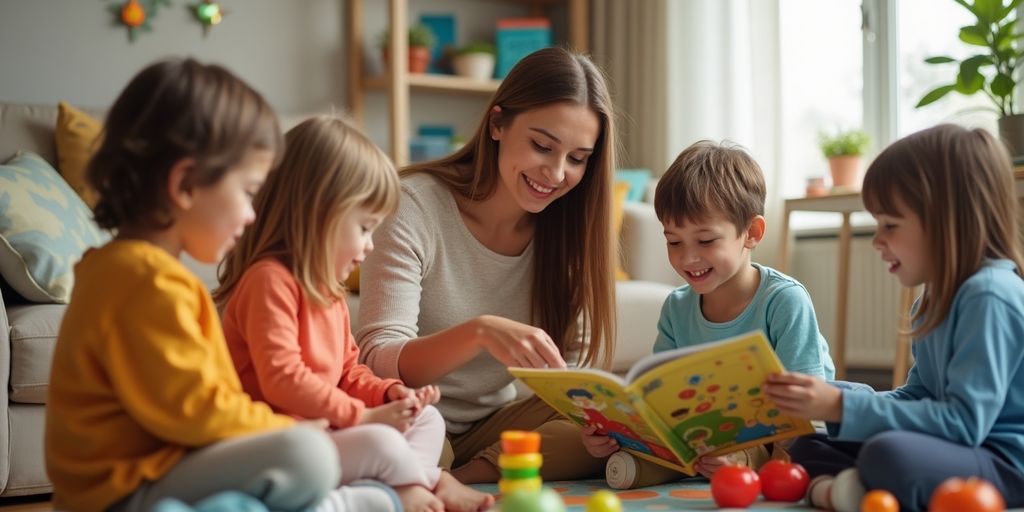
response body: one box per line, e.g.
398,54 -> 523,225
440,395 -> 606,481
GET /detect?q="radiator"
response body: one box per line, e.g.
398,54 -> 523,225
788,234 -> 903,368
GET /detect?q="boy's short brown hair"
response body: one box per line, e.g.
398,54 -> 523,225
88,58 -> 283,231
654,140 -> 766,233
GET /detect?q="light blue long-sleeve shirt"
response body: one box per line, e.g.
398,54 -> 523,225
834,259 -> 1024,472
653,263 -> 836,379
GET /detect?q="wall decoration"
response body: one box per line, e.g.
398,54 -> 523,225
190,0 -> 226,37
109,0 -> 170,42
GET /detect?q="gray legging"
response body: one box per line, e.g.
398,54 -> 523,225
110,425 -> 339,512
789,430 -> 1024,511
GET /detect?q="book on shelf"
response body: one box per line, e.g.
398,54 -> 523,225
509,330 -> 814,475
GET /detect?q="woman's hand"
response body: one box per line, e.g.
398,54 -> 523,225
472,315 -> 567,369
763,372 -> 843,422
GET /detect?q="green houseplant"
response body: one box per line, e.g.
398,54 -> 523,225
818,129 -> 870,190
380,24 -> 437,74
452,41 -> 496,81
917,0 -> 1024,154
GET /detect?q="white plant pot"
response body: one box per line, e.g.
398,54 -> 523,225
453,53 -> 495,81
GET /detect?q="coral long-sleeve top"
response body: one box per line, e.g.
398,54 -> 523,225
222,258 -> 400,428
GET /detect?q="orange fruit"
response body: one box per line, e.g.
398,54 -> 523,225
929,477 -> 1005,512
861,490 -> 899,512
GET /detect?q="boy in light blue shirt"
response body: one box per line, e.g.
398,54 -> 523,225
651,141 -> 834,380
584,141 -> 835,487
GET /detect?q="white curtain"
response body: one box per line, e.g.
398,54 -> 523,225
591,0 -> 784,267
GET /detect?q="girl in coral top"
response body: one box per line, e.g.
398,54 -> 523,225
216,116 -> 494,512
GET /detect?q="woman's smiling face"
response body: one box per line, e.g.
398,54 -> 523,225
490,102 -> 600,213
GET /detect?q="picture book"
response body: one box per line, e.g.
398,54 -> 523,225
509,330 -> 815,475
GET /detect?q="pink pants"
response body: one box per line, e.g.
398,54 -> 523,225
329,404 -> 444,489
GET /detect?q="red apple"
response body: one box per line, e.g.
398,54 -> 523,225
758,460 -> 810,502
711,464 -> 761,508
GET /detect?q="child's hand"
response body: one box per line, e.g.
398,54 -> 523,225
580,425 -> 619,458
415,385 -> 441,407
386,383 -> 421,415
360,397 -> 416,432
763,372 -> 843,422
694,455 -> 732,479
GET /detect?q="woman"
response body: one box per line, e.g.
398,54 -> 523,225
357,47 -> 617,483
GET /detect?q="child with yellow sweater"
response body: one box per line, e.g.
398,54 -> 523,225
44,58 -> 342,512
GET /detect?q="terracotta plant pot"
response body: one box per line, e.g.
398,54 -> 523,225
998,113 -> 1024,158
382,45 -> 432,74
828,155 -> 862,190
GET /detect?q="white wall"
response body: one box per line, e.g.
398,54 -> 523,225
0,0 -> 544,149
0,0 -> 345,114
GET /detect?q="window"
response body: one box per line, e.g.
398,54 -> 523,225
779,0 -> 863,200
780,0 -> 1009,229
897,0 -> 998,138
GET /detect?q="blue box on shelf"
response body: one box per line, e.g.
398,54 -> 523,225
420,14 -> 456,74
495,18 -> 551,78
410,135 -> 453,162
615,169 -> 652,202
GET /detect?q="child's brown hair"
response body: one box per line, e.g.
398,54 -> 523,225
88,57 -> 283,231
863,124 -> 1024,336
215,116 -> 400,307
654,140 -> 766,233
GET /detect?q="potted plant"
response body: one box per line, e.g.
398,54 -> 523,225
452,41 -> 496,81
917,0 -> 1024,155
380,24 -> 436,74
819,129 -> 870,190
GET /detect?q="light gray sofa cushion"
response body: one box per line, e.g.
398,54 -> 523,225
8,304 -> 62,404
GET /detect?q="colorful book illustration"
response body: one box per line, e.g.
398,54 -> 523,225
509,331 -> 815,475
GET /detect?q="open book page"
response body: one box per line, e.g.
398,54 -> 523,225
624,331 -> 815,469
508,367 -> 686,472
624,336 -> 742,384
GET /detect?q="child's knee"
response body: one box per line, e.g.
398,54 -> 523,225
273,426 -> 341,489
357,424 -> 410,456
417,404 -> 443,427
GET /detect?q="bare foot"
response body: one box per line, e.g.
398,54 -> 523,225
395,484 -> 444,512
436,471 -> 496,512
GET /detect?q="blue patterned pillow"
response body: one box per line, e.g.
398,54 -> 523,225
0,151 -> 109,303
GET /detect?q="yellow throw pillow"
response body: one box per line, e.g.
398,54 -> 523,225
611,180 -> 631,281
55,101 -> 102,208
345,266 -> 360,293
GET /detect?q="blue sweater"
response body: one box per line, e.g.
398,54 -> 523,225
835,259 -> 1024,472
654,263 -> 836,379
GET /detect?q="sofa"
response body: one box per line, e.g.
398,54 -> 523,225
0,102 -> 679,498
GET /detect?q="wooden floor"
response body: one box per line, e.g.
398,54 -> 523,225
0,495 -> 52,511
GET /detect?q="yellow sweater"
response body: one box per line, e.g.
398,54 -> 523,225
45,240 -> 294,512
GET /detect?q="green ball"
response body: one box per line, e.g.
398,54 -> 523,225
500,488 -> 565,512
586,490 -> 622,512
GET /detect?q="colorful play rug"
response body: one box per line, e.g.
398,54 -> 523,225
473,478 -> 821,511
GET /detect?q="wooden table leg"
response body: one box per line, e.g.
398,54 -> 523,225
778,204 -> 793,273
834,212 -> 852,380
891,286 -> 917,389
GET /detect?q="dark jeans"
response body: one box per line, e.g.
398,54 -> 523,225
789,431 -> 1024,511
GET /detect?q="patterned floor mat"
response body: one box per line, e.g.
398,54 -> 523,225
473,478 -> 820,511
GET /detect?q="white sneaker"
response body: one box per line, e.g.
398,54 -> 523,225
311,481 -> 400,512
831,468 -> 866,512
806,468 -> 866,512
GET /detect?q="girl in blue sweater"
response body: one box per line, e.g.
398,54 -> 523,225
764,124 -> 1024,511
